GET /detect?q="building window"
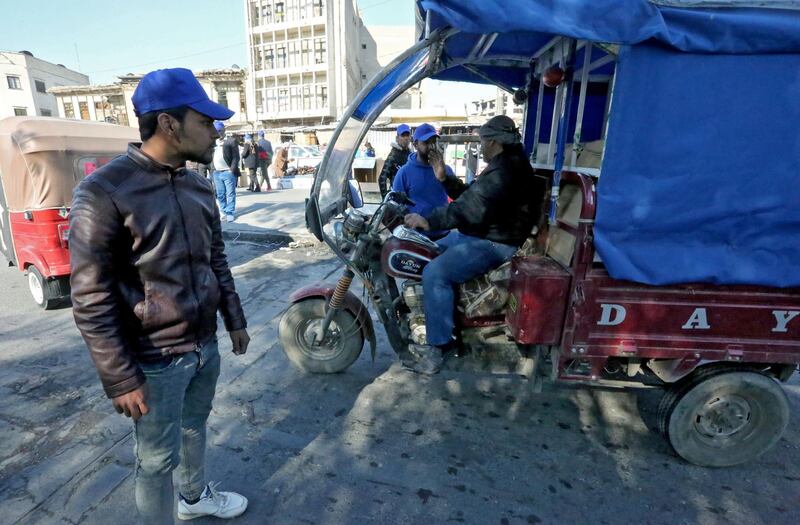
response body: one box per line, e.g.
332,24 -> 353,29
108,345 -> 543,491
64,102 -> 75,118
218,90 -> 229,109
79,101 -> 90,120
313,0 -> 323,17
314,38 -> 326,65
275,2 -> 285,22
35,80 -> 46,93
7,76 -> 22,90
315,84 -> 327,109
361,44 -> 367,50
288,41 -> 299,67
13,107 -> 28,116
40,108 -> 52,116
265,48 -> 275,69
301,39 -> 312,66
276,46 -> 287,68
261,4 -> 272,23
278,88 -> 289,112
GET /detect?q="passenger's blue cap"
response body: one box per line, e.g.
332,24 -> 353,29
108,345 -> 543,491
413,123 -> 438,142
396,124 -> 411,135
213,121 -> 225,132
132,68 -> 235,120
258,130 -> 265,136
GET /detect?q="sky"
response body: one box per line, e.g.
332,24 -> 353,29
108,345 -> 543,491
0,0 -> 416,84
0,0 -> 493,112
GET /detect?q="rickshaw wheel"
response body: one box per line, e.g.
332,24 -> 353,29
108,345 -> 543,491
26,266 -> 67,310
279,298 -> 364,373
658,367 -> 789,467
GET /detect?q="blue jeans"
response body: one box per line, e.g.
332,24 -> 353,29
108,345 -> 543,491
423,230 -> 517,346
213,170 -> 237,216
133,339 -> 220,525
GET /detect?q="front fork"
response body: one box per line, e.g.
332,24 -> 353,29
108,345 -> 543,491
314,268 -> 355,343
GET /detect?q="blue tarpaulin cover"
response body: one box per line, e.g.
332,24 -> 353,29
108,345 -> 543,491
594,44 -> 800,287
416,0 -> 800,287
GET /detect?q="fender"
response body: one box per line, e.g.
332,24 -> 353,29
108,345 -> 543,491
289,284 -> 377,360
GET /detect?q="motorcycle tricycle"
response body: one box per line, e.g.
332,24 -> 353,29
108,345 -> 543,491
280,2 -> 800,467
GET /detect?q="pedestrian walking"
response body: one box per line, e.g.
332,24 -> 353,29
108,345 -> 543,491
241,134 -> 261,192
212,123 -> 240,222
257,130 -> 273,190
69,67 -> 250,524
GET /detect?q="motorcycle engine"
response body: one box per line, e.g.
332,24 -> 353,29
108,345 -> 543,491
402,282 -> 427,344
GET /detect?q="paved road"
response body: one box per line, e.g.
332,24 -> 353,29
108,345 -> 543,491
1,241 -> 799,525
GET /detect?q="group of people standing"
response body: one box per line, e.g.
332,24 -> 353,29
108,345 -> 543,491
206,124 -> 274,222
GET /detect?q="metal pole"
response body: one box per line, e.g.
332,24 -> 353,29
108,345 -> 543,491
571,41 -> 592,166
549,40 -> 577,225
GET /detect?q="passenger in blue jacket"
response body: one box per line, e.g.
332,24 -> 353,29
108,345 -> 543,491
391,123 -> 454,238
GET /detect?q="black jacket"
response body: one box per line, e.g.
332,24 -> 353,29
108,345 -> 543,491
242,141 -> 260,169
70,144 -> 246,398
223,137 -> 241,175
426,146 -> 546,246
378,142 -> 411,197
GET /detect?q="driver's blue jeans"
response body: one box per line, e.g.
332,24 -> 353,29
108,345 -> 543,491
422,230 -> 517,347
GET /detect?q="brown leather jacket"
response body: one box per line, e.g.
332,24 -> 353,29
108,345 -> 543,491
70,144 -> 246,398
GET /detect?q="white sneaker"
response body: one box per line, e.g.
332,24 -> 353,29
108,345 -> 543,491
226,214 -> 236,223
220,214 -> 227,222
177,482 -> 248,520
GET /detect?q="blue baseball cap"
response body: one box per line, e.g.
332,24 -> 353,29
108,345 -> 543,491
132,68 -> 235,120
413,123 -> 438,142
213,121 -> 225,132
258,130 -> 265,137
396,124 -> 411,136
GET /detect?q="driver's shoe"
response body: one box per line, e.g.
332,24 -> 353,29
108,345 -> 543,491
407,344 -> 444,375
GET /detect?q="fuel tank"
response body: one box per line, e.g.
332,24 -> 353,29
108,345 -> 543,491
380,226 -> 440,280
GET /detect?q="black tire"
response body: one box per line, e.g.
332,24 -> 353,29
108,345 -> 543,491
27,266 -> 68,310
658,367 -> 789,467
279,298 -> 364,373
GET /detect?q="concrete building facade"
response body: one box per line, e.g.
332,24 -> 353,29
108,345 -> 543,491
0,51 -> 88,119
49,69 -> 248,129
244,0 -> 372,127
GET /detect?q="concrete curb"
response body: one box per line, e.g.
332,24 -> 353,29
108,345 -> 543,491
221,228 -> 317,246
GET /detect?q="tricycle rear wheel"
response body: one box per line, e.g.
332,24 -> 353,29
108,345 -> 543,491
658,367 -> 789,467
27,266 -> 69,310
279,298 -> 364,373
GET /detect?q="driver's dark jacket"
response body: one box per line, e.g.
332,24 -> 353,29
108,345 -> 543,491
70,144 -> 246,398
426,148 -> 545,247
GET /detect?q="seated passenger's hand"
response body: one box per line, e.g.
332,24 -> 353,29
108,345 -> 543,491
404,213 -> 430,231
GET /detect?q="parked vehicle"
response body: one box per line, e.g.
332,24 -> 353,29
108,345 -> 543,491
287,144 -> 323,172
0,117 -> 138,308
279,1 -> 800,467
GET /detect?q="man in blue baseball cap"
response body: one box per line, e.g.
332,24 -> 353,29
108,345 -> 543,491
70,67 -> 249,523
391,123 -> 454,237
378,123 -> 412,198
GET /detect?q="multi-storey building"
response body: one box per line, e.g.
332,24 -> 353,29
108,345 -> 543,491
244,0 -> 369,127
0,50 -> 88,119
50,68 -> 248,129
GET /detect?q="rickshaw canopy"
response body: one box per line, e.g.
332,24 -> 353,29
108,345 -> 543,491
0,117 -> 138,212
409,0 -> 800,287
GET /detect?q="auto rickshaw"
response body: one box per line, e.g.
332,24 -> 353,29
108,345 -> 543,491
279,1 -> 800,466
0,117 -> 138,308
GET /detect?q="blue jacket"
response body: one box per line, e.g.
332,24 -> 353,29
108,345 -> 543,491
391,152 -> 453,218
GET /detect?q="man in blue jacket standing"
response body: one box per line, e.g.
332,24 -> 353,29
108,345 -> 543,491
391,123 -> 454,238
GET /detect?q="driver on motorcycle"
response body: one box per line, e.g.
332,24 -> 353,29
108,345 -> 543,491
403,115 -> 546,373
